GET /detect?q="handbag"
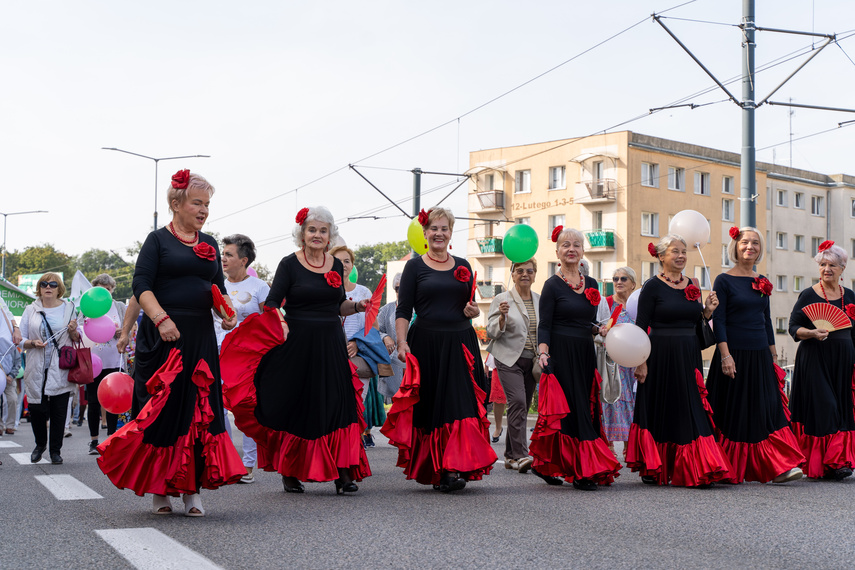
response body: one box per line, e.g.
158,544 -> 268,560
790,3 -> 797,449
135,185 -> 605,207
40,308 -> 94,385
596,340 -> 620,404
696,315 -> 716,350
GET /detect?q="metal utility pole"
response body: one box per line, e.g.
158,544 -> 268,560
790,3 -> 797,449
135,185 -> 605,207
412,168 -> 422,218
741,0 -> 756,228
1,210 -> 48,280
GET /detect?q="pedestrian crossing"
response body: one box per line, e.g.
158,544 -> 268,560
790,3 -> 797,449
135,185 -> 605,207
35,474 -> 103,500
96,528 -> 224,570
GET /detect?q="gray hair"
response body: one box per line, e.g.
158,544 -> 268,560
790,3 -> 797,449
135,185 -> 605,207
223,234 -> 257,266
91,273 -> 116,289
392,272 -> 403,288
653,234 -> 688,265
291,206 -> 340,248
554,227 -> 585,251
727,226 -> 765,264
613,266 -> 637,286
167,172 -> 215,214
579,259 -> 590,276
815,243 -> 848,267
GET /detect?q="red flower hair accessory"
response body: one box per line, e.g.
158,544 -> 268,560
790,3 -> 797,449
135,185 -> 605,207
551,225 -> 564,243
684,284 -> 701,301
846,304 -> 855,320
295,207 -> 309,226
648,243 -> 659,258
729,226 -> 740,240
818,240 -> 834,253
324,271 -> 342,289
171,169 -> 190,189
417,208 -> 432,228
454,266 -> 471,283
752,276 -> 773,297
192,242 -> 216,261
585,288 -> 601,306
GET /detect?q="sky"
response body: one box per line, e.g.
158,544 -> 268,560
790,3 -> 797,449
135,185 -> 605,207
1,0 -> 854,275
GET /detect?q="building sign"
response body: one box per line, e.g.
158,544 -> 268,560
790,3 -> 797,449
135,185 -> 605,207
0,279 -> 36,317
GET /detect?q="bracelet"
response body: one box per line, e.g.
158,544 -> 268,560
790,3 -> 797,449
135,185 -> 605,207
539,352 -> 549,357
721,355 -> 732,362
355,301 -> 361,313
154,315 -> 171,328
151,311 -> 166,323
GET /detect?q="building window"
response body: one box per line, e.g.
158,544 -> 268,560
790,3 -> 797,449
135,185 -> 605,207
548,214 -> 565,233
722,198 -> 734,222
484,174 -> 494,191
811,195 -> 824,216
516,217 -> 530,225
668,167 -> 685,191
514,170 -> 531,194
641,262 -> 656,283
721,244 -> 732,268
592,210 -> 603,230
811,237 -> 822,256
852,239 -> 855,259
794,276 -> 804,292
776,275 -> 787,291
851,199 -> 855,218
548,262 -> 558,276
485,264 -> 494,282
775,317 -> 787,334
641,162 -> 659,188
776,232 -> 787,250
548,166 -> 565,190
776,189 -> 787,207
694,172 -> 710,196
812,278 -> 819,286
641,212 -> 659,237
722,176 -> 734,194
794,235 -> 805,252
695,266 -> 711,290
794,192 -> 804,209
595,261 -> 603,280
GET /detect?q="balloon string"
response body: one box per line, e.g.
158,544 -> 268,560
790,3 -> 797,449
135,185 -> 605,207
695,244 -> 713,293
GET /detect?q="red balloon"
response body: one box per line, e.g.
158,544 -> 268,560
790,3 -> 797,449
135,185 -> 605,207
97,372 -> 134,415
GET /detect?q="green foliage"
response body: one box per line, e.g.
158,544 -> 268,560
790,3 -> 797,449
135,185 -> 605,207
74,249 -> 135,299
352,240 -> 410,303
2,243 -> 74,288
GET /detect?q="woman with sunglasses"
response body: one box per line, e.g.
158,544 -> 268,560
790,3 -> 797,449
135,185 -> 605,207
19,273 -> 82,465
485,259 -> 540,473
600,267 -> 638,460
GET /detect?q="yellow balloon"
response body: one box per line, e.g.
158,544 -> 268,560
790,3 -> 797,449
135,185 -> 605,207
407,218 -> 429,252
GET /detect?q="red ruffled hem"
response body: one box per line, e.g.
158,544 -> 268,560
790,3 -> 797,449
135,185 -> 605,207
380,348 -> 497,486
791,422 -> 855,478
220,308 -> 370,483
625,425 -> 733,486
718,427 -> 805,483
97,350 -> 245,496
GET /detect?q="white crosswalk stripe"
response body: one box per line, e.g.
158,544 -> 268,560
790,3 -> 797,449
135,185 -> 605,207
96,528 -> 224,570
0,440 -> 23,448
35,474 -> 103,500
9,452 -> 48,465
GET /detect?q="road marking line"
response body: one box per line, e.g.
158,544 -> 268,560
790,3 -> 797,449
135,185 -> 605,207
35,474 -> 103,500
9,452 -> 48,465
96,528 -> 224,570
0,441 -> 23,448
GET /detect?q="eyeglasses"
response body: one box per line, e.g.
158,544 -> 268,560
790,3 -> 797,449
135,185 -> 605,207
514,269 -> 535,275
612,276 -> 630,283
40,281 -> 59,289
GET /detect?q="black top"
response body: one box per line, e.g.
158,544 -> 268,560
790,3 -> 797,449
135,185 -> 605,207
788,286 -> 855,344
636,277 -> 702,332
537,274 -> 599,346
396,256 -> 474,324
265,254 -> 346,318
133,228 -> 225,313
711,273 -> 775,349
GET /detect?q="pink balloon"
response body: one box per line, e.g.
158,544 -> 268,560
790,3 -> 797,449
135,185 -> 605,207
246,267 -> 258,277
98,371 -> 134,414
85,316 -> 116,344
91,353 -> 103,377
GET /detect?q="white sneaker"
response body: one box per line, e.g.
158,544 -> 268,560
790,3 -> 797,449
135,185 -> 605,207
64,429 -> 72,438
239,467 -> 255,484
773,467 -> 803,483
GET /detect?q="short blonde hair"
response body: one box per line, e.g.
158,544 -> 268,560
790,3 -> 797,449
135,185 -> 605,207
426,207 -> 455,231
35,272 -> 66,298
329,245 -> 355,264
510,258 -> 538,273
554,227 -> 585,251
167,172 -> 215,214
727,226 -> 765,264
613,266 -> 637,286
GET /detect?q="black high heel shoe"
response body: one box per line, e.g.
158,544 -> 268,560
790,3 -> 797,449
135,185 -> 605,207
531,467 -> 563,486
435,471 -> 466,493
335,478 -> 358,494
282,475 -> 304,493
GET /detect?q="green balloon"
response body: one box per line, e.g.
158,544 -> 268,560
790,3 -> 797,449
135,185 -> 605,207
80,286 -> 113,318
503,223 -> 539,263
349,266 -> 358,283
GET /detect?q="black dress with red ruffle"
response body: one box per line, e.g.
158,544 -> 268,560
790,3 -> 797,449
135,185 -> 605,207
788,287 -> 855,478
220,254 -> 370,483
625,277 -> 732,486
530,275 -> 621,485
97,229 -> 245,496
706,274 -> 804,483
380,256 -> 496,486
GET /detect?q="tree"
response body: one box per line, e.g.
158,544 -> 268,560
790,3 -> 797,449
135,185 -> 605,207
74,248 -> 135,299
352,240 -> 411,304
4,243 -> 74,289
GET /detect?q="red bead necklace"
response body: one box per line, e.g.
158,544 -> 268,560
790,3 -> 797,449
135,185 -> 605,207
819,281 -> 845,311
302,247 -> 325,269
426,251 -> 450,263
558,269 -> 584,291
168,222 -> 198,245
659,272 -> 684,285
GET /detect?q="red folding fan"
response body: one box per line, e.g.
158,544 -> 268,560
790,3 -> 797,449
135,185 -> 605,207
363,273 -> 387,336
802,303 -> 852,332
471,271 -> 478,302
605,303 -> 623,332
212,285 -> 236,319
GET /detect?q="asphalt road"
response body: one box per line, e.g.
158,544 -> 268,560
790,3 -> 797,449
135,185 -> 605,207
2,419 -> 855,569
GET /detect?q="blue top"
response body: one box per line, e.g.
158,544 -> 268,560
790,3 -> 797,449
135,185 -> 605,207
711,273 -> 775,350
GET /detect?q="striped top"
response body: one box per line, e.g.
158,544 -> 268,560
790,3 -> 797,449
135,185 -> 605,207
523,298 -> 537,351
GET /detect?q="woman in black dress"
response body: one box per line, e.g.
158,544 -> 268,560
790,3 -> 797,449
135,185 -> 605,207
220,206 -> 371,494
706,227 -> 804,483
626,234 -> 731,487
381,207 -> 496,492
98,170 -> 245,517
531,227 -> 621,491
788,241 -> 855,480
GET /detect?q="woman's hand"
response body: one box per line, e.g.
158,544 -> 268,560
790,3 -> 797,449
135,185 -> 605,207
538,352 -> 549,369
347,340 -> 358,358
721,355 -> 736,378
814,328 -> 829,342
356,299 -> 369,314
598,325 -> 608,337
382,336 -> 396,355
397,341 -> 410,363
463,301 -> 479,319
498,301 -> 510,315
634,362 -> 647,384
703,291 -> 719,319
158,318 -> 180,343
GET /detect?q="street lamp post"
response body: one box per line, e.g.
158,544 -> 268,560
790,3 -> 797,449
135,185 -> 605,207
101,148 -> 210,231
1,210 -> 49,281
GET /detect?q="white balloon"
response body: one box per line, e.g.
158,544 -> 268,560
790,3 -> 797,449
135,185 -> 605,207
668,209 -> 710,249
604,323 -> 651,368
625,289 -> 641,322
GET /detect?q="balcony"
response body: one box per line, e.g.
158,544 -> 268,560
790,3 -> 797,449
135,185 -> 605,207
475,281 -> 506,301
598,281 -> 614,296
470,190 -> 505,213
585,229 -> 615,252
476,237 -> 503,255
575,179 -> 617,204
